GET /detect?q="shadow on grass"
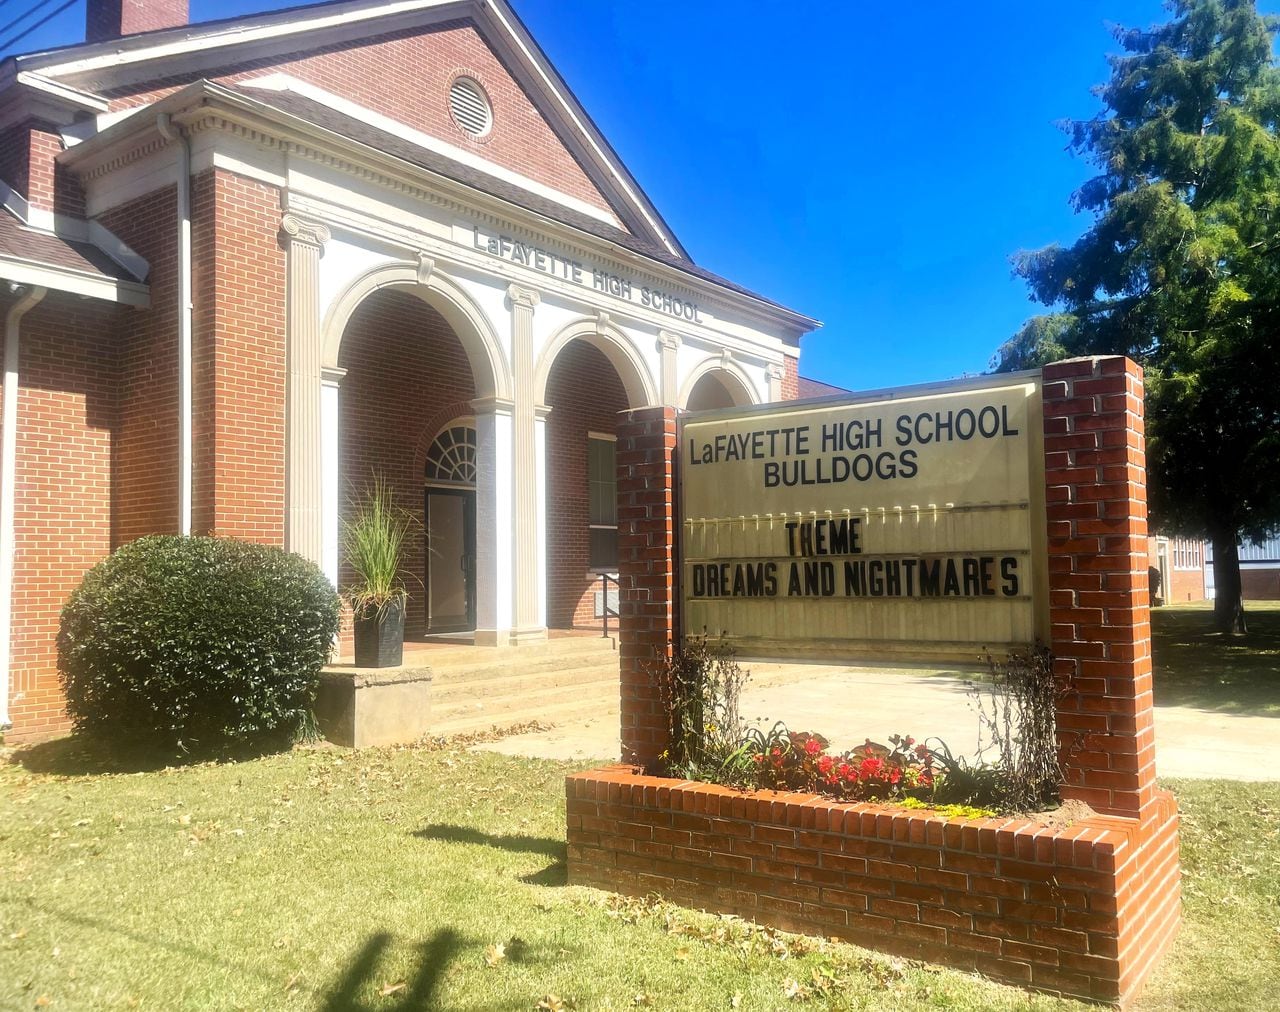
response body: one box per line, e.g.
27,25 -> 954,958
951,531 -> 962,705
1152,605 -> 1280,716
413,823 -> 566,886
9,732 -> 295,776
320,928 -> 463,1012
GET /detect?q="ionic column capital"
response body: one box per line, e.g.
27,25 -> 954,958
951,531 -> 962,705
657,329 -> 681,352
506,283 -> 541,310
280,214 -> 331,249
766,362 -> 785,381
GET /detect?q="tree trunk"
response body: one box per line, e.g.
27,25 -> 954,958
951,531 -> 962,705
1210,529 -> 1248,635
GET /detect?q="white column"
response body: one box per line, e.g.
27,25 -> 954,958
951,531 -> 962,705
473,397 -> 515,646
767,362 -> 785,402
507,284 -> 547,643
534,405 -> 550,630
280,214 -> 330,567
658,330 -> 681,406
320,366 -> 346,588
1,286 -> 45,729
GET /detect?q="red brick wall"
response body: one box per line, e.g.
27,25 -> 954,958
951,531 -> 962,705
1,291 -> 120,742
782,354 -> 799,400
567,768 -> 1180,1007
338,288 -> 475,636
0,120 -> 85,216
104,20 -> 615,217
0,125 -> 32,204
191,169 -> 286,542
545,340 -> 631,629
86,0 -> 188,42
1043,358 -> 1157,819
613,406 -> 678,767
1242,568 -> 1280,600
99,186 -> 180,543
1166,569 -> 1204,604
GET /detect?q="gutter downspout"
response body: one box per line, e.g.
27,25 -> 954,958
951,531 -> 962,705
1,284 -> 46,730
157,113 -> 192,536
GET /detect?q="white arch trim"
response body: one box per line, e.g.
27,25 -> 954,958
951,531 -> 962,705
678,357 -> 761,409
534,316 -> 660,409
320,260 -> 512,401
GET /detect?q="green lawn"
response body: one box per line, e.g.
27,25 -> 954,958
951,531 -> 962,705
0,737 -> 1276,1011
1151,600 -> 1280,715
2,603 -> 1277,1010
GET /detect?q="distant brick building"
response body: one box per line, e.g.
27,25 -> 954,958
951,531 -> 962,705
1147,536 -> 1208,605
0,0 -> 818,741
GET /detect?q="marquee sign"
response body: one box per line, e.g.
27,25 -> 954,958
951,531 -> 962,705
680,373 -> 1049,661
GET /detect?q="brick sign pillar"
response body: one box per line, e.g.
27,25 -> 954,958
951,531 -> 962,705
615,406 -> 678,767
1043,357 -> 1157,819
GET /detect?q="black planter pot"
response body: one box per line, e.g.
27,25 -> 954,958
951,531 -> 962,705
353,597 -> 405,668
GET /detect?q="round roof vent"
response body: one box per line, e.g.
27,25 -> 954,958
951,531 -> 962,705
449,77 -> 492,138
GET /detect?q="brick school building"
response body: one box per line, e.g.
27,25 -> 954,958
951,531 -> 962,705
0,0 -> 817,741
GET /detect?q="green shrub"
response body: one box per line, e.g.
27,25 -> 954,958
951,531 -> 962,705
57,536 -> 341,753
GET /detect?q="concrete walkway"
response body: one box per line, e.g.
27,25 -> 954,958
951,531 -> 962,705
474,661 -> 1280,781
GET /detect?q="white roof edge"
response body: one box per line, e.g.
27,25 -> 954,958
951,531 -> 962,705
240,73 -> 621,228
0,256 -> 150,306
11,0 -> 685,259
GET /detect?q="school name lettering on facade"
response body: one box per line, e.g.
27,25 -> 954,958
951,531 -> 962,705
679,377 -> 1047,658
472,225 -> 703,322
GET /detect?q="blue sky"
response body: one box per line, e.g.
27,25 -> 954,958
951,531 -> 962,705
4,1 -> 1276,390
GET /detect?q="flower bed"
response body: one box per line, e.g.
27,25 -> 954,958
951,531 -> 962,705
566,765 -> 1181,1008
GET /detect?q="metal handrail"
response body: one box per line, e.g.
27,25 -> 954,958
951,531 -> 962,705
600,571 -> 620,638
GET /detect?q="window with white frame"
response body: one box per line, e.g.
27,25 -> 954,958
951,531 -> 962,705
587,434 -> 617,570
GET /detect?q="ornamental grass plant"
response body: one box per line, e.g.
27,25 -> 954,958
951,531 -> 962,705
654,637 -> 1069,813
340,474 -> 418,620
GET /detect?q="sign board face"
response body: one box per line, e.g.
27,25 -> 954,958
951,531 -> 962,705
680,373 -> 1048,662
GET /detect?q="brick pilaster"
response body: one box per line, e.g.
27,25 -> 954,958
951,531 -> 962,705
615,406 -> 678,768
1043,357 -> 1156,818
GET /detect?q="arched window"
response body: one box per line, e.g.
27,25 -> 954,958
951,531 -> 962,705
425,424 -> 476,486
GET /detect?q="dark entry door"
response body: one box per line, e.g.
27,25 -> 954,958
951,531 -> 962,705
425,488 -> 476,632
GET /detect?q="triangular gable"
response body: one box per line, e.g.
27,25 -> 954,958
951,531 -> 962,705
8,0 -> 688,258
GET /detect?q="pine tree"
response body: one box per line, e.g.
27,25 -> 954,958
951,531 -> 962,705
1008,1 -> 1280,633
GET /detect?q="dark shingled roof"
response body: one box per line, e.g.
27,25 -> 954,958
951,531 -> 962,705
0,207 -> 139,282
230,85 -> 808,321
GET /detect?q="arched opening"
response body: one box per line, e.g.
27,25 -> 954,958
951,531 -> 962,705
683,364 -> 757,411
422,420 -> 477,633
337,287 -> 482,638
543,338 -> 639,629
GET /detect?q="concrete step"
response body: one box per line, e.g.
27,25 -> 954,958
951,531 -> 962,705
433,658 -> 621,705
431,680 -> 621,737
420,636 -> 617,683
433,672 -> 618,725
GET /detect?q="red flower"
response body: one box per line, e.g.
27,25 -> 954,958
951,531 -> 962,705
859,757 -> 884,780
804,739 -> 822,757
817,755 -> 834,775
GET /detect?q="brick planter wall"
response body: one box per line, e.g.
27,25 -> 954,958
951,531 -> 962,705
566,768 -> 1180,1006
573,359 -> 1181,1007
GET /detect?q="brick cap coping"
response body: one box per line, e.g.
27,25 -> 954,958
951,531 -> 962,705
568,764 -> 1174,868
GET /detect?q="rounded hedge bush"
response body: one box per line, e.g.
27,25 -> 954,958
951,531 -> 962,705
57,535 -> 341,752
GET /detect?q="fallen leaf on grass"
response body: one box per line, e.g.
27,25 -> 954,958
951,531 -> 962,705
631,994 -> 651,1006
378,981 -> 406,997
283,973 -> 302,992
535,997 -> 567,1011
484,942 -> 506,967
782,978 -> 811,1002
729,996 -> 742,1009
34,996 -> 51,1008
